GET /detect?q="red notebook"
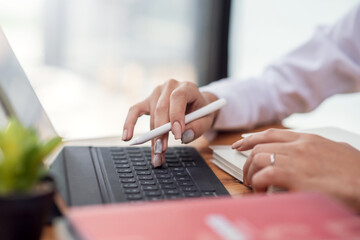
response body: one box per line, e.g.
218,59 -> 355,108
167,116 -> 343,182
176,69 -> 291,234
68,192 -> 360,240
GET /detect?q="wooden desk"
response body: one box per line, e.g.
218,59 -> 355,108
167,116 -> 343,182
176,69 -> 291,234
41,124 -> 283,240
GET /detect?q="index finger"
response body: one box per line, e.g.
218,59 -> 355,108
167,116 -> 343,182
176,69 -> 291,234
169,82 -> 200,139
122,100 -> 149,141
234,129 -> 299,151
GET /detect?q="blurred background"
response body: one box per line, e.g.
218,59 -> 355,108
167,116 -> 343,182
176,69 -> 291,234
0,0 -> 359,139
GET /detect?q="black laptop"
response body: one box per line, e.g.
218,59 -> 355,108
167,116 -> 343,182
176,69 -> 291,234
0,28 -> 229,207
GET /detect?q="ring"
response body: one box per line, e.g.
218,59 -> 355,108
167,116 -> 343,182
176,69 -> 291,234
270,153 -> 276,166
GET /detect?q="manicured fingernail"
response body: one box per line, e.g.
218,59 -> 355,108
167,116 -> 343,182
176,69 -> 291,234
122,129 -> 128,141
172,121 -> 182,140
181,129 -> 194,144
153,154 -> 162,167
154,139 -> 162,154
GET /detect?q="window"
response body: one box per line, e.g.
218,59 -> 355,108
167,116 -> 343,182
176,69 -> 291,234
229,0 -> 360,134
0,0 -> 229,138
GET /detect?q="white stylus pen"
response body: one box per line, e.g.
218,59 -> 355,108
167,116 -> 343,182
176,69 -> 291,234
130,98 -> 226,145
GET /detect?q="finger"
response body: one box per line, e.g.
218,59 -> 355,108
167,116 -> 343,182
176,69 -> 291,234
151,86 -> 174,166
246,153 -> 287,186
169,82 -> 201,139
180,113 -> 214,144
242,143 -> 290,185
232,138 -> 244,149
152,136 -> 168,167
251,166 -> 296,192
236,129 -> 299,151
123,100 -> 149,141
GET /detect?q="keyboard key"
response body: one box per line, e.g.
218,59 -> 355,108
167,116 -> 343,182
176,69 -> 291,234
123,183 -> 138,188
171,167 -> 185,172
131,158 -> 145,162
142,185 -> 159,191
178,181 -> 193,186
184,192 -> 200,198
137,170 -> 151,175
165,153 -> 176,158
117,169 -> 132,173
121,178 -> 136,183
181,186 -> 197,192
175,176 -> 190,181
124,189 -> 140,194
164,189 -> 179,195
134,166 -> 148,170
156,174 -> 171,179
129,153 -> 143,158
161,184 -> 177,189
145,191 -> 161,197
138,175 -> 153,180
140,180 -> 156,185
114,160 -> 128,164
115,164 -> 130,168
153,169 -> 168,174
166,159 -> 179,163
168,163 -> 182,167
112,155 -> 127,160
179,157 -> 192,162
173,171 -> 187,177
133,162 -> 147,166
119,173 -> 134,178
126,194 -> 142,200
158,179 -> 174,184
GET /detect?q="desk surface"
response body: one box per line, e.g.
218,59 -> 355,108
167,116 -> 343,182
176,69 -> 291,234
42,124 -> 283,240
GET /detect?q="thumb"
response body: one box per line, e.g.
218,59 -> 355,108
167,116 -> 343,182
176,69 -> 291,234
181,114 -> 214,144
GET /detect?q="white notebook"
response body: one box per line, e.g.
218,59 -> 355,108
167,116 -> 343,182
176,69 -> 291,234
210,127 -> 360,183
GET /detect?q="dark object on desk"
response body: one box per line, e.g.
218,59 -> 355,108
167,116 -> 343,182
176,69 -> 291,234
50,146 -> 229,206
0,178 -> 55,240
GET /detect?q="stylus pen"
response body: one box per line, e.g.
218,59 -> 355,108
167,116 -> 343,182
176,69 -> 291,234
130,98 -> 227,145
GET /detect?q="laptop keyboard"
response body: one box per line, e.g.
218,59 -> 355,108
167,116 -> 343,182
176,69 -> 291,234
110,147 -> 218,201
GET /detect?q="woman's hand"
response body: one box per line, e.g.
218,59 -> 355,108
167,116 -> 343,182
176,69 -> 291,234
232,129 -> 360,212
123,79 -> 219,167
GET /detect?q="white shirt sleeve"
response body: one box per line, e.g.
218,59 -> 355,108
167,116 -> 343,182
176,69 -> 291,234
200,4 -> 360,131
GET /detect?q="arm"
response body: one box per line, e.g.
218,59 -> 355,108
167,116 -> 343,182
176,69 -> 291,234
201,4 -> 360,130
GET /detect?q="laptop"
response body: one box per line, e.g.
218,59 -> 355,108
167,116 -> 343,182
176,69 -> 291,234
0,28 -> 229,207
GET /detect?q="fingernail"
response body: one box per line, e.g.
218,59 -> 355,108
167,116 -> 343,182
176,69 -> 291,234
122,129 -> 128,141
181,129 -> 194,144
153,154 -> 162,167
232,139 -> 243,149
172,121 -> 182,140
154,139 -> 163,154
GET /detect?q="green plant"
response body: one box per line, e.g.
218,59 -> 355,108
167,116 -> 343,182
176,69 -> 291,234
0,119 -> 61,195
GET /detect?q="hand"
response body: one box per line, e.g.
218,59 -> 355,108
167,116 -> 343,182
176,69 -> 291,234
123,79 -> 219,167
232,128 -> 360,212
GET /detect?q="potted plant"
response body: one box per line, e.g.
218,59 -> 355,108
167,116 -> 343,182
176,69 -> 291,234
0,119 -> 61,240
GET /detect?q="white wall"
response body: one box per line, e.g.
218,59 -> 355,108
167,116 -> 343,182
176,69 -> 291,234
229,0 -> 360,134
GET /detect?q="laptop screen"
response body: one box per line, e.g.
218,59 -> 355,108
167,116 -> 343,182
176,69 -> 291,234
0,28 -> 58,140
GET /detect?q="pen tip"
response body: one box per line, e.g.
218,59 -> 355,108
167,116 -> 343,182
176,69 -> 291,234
129,140 -> 138,146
